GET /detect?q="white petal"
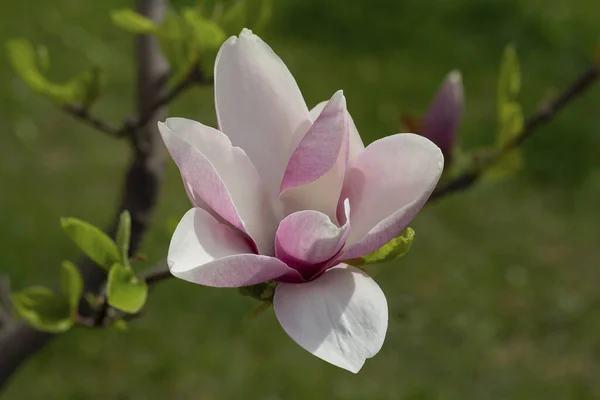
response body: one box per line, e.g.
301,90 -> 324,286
340,134 -> 443,260
310,100 -> 365,167
274,265 -> 388,373
215,29 -> 311,199
169,208 -> 298,287
159,118 -> 278,255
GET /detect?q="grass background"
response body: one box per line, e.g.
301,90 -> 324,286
1,0 -> 600,398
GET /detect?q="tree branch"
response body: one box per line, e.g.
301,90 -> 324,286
0,0 -> 169,390
429,64 -> 599,202
62,66 -> 209,139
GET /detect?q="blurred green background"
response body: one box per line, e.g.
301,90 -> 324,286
1,0 -> 600,398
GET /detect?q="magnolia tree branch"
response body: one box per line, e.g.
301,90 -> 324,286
0,0 -> 170,390
63,65 -> 209,139
429,64 -> 599,202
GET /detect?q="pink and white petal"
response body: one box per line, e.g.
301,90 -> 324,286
279,92 -> 349,221
215,29 -> 311,199
275,208 -> 349,279
274,265 -> 388,373
340,134 -> 443,260
281,91 -> 347,191
310,100 -> 365,166
169,208 -> 299,287
159,119 -> 278,255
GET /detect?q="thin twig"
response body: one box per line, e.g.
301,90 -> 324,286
62,66 -> 210,140
62,105 -> 121,137
142,261 -> 172,286
429,64 -> 599,202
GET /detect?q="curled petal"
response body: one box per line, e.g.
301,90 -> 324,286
280,91 -> 349,220
215,29 -> 311,199
340,134 -> 443,260
159,118 -> 278,255
169,208 -> 300,287
310,100 -> 365,167
275,207 -> 349,280
274,265 -> 388,373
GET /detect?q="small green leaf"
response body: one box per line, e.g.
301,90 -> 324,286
6,39 -> 103,105
497,45 -> 520,107
61,217 -> 120,270
346,228 -> 416,266
12,287 -> 73,333
485,45 -> 525,181
107,263 -> 148,314
59,261 -> 83,310
111,9 -> 158,34
116,210 -> 132,266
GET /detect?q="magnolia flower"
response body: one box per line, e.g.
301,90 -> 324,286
159,29 -> 444,373
404,71 -> 464,165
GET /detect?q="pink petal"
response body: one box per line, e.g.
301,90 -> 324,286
340,134 -> 443,260
279,91 -> 349,221
168,208 -> 300,287
309,99 -> 365,167
274,265 -> 388,373
159,119 -> 278,255
275,208 -> 349,280
214,29 -> 311,200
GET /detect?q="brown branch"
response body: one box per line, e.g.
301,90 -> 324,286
0,0 -> 169,390
62,66 -> 209,139
142,260 -> 171,286
62,104 -> 121,137
429,64 -> 599,202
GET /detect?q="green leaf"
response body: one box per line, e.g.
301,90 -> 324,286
61,217 -> 120,270
496,45 -> 522,145
59,261 -> 83,310
497,45 -> 520,108
111,9 -> 158,34
116,210 -> 132,266
485,45 -> 525,181
12,287 -> 73,333
6,39 -> 74,103
107,263 -> 148,314
346,228 -> 416,266
6,39 -> 104,105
